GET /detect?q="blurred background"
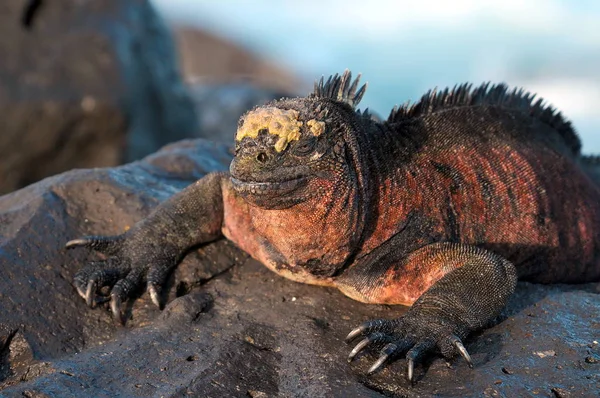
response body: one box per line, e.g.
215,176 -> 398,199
155,0 -> 599,151
0,0 -> 597,194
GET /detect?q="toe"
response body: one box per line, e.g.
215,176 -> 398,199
442,335 -> 473,368
346,319 -> 398,343
110,293 -> 123,325
85,278 -> 98,308
109,268 -> 144,325
367,342 -> 400,374
73,259 -> 128,306
146,265 -> 173,309
66,235 -> 124,255
405,339 -> 436,382
84,268 -> 124,308
348,332 -> 393,362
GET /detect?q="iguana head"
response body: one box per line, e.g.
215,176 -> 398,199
230,70 -> 368,209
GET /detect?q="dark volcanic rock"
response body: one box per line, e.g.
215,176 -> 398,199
0,0 -> 197,194
0,139 -> 598,397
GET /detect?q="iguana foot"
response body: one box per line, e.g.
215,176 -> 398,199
67,235 -> 173,324
342,244 -> 517,382
346,315 -> 473,382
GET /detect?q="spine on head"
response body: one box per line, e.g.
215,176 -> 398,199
311,70 -> 368,109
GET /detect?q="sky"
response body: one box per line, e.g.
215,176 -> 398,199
153,0 -> 600,153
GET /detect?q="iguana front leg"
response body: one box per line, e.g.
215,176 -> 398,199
338,242 -> 517,381
66,172 -> 228,323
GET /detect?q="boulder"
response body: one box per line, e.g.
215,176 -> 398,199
0,0 -> 198,194
0,139 -> 598,397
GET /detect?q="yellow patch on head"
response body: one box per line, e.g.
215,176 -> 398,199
307,119 -> 325,136
236,107 -> 303,152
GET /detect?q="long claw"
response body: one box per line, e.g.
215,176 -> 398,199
65,236 -> 123,254
367,353 -> 389,375
110,294 -> 123,325
453,339 -> 473,368
346,325 -> 366,343
65,238 -> 89,249
75,284 -> 87,300
404,340 -> 434,383
348,338 -> 370,362
368,342 -> 399,374
148,284 -> 161,309
85,280 -> 97,308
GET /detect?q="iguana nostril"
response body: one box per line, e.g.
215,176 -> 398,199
256,152 -> 269,163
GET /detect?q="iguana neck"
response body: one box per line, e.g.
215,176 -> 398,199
244,175 -> 363,277
351,118 -> 431,256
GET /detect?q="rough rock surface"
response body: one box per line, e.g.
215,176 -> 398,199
0,139 -> 598,397
0,0 -> 197,193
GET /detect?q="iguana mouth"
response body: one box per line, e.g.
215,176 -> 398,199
230,176 -> 308,196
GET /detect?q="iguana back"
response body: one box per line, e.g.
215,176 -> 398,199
347,83 -> 600,287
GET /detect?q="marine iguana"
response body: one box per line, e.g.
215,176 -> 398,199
66,70 -> 600,381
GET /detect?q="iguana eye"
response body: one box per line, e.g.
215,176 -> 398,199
293,139 -> 316,156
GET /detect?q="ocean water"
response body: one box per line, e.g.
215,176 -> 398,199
154,0 -> 600,153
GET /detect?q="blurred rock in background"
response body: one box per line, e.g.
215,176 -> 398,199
174,26 -> 301,94
186,82 -> 293,144
0,0 -> 196,194
172,26 -> 303,145
0,0 -> 300,194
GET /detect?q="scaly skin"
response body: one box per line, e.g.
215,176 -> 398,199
67,71 -> 600,382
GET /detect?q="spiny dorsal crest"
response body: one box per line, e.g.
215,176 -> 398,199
312,70 -> 367,108
388,82 -> 581,156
